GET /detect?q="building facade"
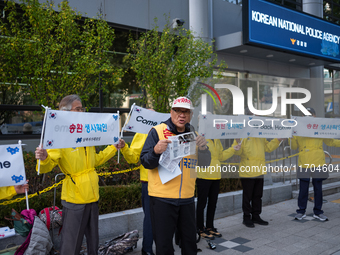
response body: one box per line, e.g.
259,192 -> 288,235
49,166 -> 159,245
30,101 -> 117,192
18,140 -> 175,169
1,0 -> 340,148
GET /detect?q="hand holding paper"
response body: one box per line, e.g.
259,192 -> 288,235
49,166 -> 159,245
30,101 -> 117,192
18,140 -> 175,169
154,140 -> 172,154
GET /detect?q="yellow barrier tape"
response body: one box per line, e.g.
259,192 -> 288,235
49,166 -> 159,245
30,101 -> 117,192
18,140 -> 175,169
0,167 -> 140,206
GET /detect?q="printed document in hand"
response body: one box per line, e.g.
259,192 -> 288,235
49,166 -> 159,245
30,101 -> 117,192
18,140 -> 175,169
168,132 -> 196,160
159,132 -> 196,172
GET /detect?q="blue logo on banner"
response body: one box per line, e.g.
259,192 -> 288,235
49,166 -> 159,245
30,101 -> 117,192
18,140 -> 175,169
314,132 -> 318,135
76,138 -> 82,143
7,147 -> 19,155
11,175 -> 24,183
247,132 -> 251,136
114,137 -> 118,142
259,132 -> 262,135
113,115 -> 118,121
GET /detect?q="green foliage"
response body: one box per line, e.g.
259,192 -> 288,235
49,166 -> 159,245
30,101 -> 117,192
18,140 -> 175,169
0,0 -> 123,109
99,183 -> 142,214
126,15 -> 227,113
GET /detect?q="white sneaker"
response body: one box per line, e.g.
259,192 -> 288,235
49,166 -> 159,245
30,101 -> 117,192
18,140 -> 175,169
295,213 -> 306,220
313,214 -> 328,221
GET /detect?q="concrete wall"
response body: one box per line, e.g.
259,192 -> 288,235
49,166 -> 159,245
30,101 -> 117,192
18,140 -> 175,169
213,0 -> 242,37
50,0 -> 190,31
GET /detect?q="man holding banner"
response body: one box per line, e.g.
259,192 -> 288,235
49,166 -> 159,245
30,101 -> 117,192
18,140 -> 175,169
232,136 -> 284,228
292,107 -> 340,222
35,95 -> 121,255
140,97 -> 211,255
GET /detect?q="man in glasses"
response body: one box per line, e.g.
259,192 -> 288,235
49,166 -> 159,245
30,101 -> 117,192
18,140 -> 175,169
35,94 -> 123,255
141,96 -> 211,255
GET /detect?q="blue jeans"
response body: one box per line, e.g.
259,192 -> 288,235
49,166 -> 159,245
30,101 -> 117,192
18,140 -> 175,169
142,182 -> 153,253
297,178 -> 324,215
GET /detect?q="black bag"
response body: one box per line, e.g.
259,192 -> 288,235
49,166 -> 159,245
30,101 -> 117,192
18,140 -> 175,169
98,230 -> 139,255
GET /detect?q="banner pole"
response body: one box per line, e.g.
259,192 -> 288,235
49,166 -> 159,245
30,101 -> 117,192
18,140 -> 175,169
38,106 -> 49,175
118,110 -> 120,164
120,103 -> 135,138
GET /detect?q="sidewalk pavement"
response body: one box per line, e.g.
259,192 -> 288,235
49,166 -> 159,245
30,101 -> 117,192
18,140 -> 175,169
128,193 -> 340,255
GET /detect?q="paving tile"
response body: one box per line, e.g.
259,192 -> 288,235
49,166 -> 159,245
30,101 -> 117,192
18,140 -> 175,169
126,193 -> 340,255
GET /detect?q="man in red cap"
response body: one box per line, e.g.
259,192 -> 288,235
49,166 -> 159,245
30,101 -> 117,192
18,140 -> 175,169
141,97 -> 211,255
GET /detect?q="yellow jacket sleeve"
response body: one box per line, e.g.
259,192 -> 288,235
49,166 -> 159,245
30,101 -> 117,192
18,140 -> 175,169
232,139 -> 242,156
36,149 -> 61,174
264,138 -> 280,153
289,136 -> 298,150
0,186 -> 17,200
121,133 -> 147,164
323,138 -> 340,147
94,145 -> 117,167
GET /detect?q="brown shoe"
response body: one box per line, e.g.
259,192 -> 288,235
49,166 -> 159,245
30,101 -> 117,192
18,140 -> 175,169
198,229 -> 214,240
206,228 -> 222,237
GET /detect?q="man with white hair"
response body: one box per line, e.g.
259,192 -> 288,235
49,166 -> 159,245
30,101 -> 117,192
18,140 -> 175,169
35,94 -> 124,255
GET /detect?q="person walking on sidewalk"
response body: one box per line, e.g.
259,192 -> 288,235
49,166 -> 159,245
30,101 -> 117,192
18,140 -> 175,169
140,97 -> 211,255
118,131 -> 155,255
291,107 -> 340,222
35,94 -> 123,255
196,139 -> 241,240
232,137 -> 284,228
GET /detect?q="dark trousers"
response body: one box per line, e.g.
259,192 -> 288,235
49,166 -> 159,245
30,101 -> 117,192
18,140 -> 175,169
297,178 -> 324,215
60,202 -> 99,255
196,178 -> 220,230
240,176 -> 264,219
150,196 -> 197,255
142,182 -> 154,253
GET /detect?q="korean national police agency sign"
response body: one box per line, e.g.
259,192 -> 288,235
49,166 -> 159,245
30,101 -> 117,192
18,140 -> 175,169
244,0 -> 340,62
43,109 -> 119,149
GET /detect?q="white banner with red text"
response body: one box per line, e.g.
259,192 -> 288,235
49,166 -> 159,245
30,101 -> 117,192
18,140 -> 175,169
292,116 -> 340,138
198,114 -> 294,139
42,109 -> 120,149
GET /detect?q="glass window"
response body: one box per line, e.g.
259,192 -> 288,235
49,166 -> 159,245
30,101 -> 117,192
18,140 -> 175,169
0,110 -> 44,135
265,0 -> 302,11
324,68 -> 340,118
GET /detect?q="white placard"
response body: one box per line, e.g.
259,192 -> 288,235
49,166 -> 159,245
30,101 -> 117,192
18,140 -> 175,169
42,109 -> 120,149
292,116 -> 340,138
198,114 -> 249,139
0,227 -> 15,239
247,116 -> 294,138
0,144 -> 26,187
122,106 -> 170,134
199,114 -> 294,139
